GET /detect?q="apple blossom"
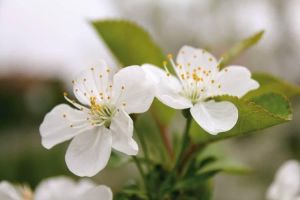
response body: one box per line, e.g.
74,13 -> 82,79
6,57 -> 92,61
143,45 -> 259,135
40,60 -> 155,176
0,176 -> 112,200
267,160 -> 300,200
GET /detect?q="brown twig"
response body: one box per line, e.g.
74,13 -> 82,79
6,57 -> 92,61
179,143 -> 205,173
151,111 -> 174,160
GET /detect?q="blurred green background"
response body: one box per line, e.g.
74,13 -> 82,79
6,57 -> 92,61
0,0 -> 300,200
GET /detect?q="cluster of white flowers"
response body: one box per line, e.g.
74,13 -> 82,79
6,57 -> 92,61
0,176 -> 112,200
36,45 -> 259,199
39,45 -> 259,177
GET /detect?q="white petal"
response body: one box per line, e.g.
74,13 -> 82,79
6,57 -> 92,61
35,176 -> 96,200
142,64 -> 168,85
35,177 -> 77,200
112,65 -> 155,114
214,66 -> 259,98
176,45 -> 218,73
190,100 -> 238,135
0,181 -> 22,200
39,104 -> 91,149
267,160 -> 300,200
65,127 -> 112,177
110,109 -> 138,155
73,60 -> 115,105
79,185 -> 113,200
142,64 -> 192,109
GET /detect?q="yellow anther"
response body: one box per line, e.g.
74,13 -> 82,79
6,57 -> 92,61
63,92 -> 68,96
122,103 -> 126,106
90,96 -> 96,105
167,54 -> 173,59
209,57 -> 213,62
218,84 -> 221,89
106,68 -> 110,73
211,80 -> 215,84
163,61 -> 167,66
181,74 -> 185,80
99,74 -> 103,78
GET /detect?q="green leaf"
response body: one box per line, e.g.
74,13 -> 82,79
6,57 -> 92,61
196,159 -> 250,175
190,93 -> 292,145
219,31 -> 264,68
92,20 -> 165,66
244,73 -> 300,99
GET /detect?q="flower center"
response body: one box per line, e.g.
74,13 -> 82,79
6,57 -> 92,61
181,83 -> 207,104
89,96 -> 116,128
163,53 -> 222,104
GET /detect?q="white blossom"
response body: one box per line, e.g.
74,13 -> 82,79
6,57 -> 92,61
143,45 -> 259,135
267,160 -> 300,200
0,176 -> 112,200
40,61 -> 155,176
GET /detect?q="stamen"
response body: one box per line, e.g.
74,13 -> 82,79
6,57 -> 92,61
163,61 -> 171,76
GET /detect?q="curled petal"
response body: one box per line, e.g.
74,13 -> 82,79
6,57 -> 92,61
65,127 -> 112,177
39,104 -> 91,149
190,100 -> 238,135
110,109 -> 138,155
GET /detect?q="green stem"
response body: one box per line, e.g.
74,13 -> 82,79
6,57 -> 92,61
132,156 -> 146,181
174,111 -> 192,172
135,128 -> 150,170
132,156 -> 152,200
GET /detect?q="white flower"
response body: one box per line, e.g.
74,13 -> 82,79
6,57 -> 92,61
0,181 -> 31,200
0,176 -> 112,200
143,45 -> 259,135
34,176 -> 112,200
40,61 -> 155,176
267,160 -> 300,200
